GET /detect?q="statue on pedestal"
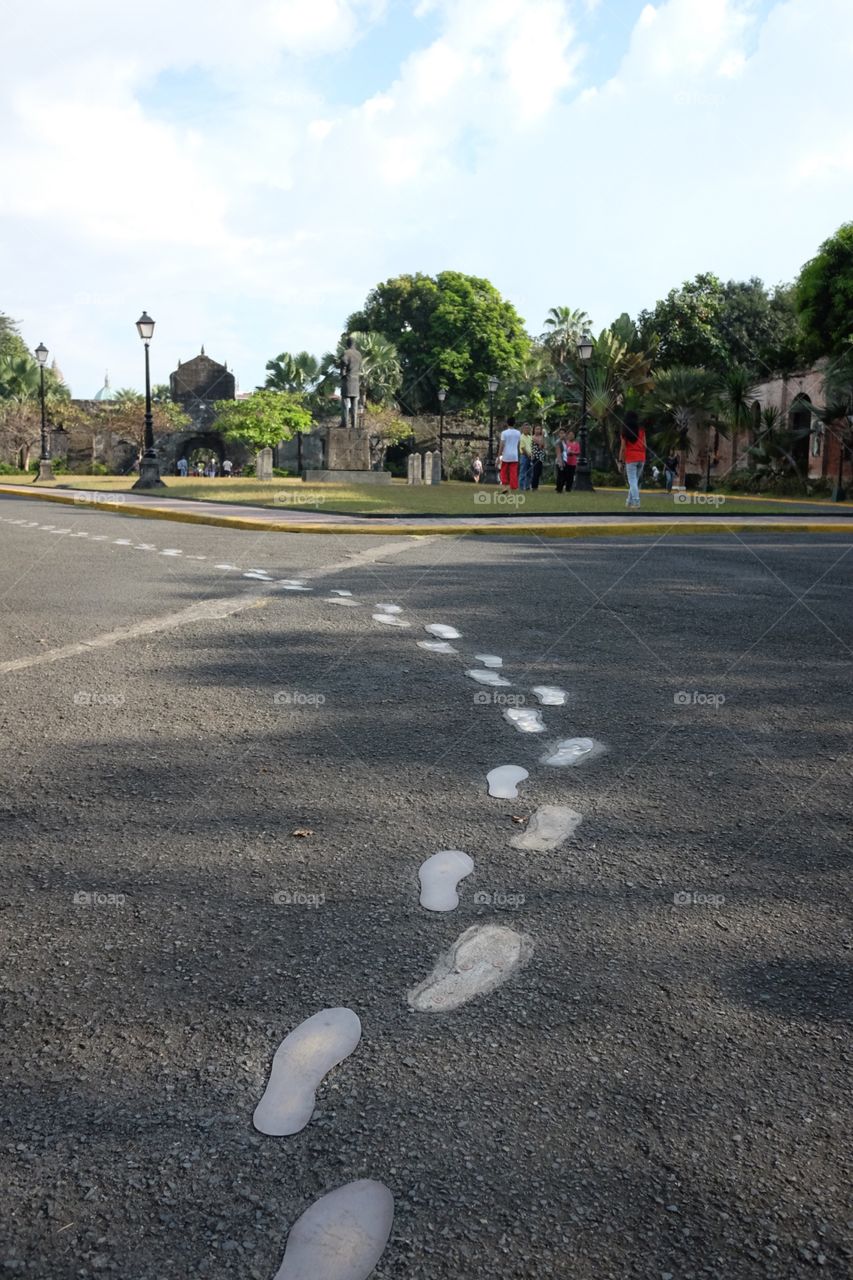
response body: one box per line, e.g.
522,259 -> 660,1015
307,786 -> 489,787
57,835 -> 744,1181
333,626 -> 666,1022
340,336 -> 362,429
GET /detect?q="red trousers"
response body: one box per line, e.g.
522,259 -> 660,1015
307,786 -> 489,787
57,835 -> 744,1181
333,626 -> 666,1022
500,460 -> 519,490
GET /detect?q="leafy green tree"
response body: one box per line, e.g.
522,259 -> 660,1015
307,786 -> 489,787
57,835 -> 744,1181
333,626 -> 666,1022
717,279 -> 803,376
212,390 -> 312,456
113,387 -> 144,404
0,351 -> 70,470
796,222 -> 853,360
151,383 -> 172,403
0,313 -> 30,365
638,273 -> 728,372
346,270 -> 529,413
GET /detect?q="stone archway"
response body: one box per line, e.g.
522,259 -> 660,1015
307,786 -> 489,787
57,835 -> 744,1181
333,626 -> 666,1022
159,429 -> 248,475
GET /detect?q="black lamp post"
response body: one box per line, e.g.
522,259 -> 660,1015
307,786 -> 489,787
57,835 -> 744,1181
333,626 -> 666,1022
438,387 -> 447,475
485,374 -> 499,485
132,310 -> 165,489
574,337 -> 594,492
34,343 -> 53,483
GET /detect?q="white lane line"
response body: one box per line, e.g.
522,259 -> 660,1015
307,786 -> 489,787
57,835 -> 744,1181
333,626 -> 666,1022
0,595 -> 268,675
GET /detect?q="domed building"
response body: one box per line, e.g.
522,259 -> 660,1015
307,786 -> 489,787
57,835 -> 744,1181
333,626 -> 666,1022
93,372 -> 117,403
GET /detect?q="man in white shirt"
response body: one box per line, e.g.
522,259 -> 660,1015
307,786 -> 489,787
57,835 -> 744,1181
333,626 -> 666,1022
222,458 -> 233,477
498,417 -> 522,491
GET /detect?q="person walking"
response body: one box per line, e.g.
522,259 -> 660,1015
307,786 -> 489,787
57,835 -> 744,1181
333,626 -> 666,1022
619,410 -> 647,509
530,425 -> 546,491
472,454 -> 483,483
564,430 -> 580,491
222,458 -> 233,477
664,450 -> 679,493
518,423 -> 532,491
499,417 -> 521,491
177,457 -> 188,478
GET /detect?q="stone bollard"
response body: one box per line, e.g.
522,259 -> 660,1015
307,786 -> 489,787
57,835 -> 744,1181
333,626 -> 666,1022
412,452 -> 423,484
431,451 -> 442,485
423,451 -> 434,484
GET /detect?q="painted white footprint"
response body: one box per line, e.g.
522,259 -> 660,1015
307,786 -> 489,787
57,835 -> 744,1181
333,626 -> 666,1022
408,925 -> 533,1012
486,765 -> 529,798
474,653 -> 503,668
272,1180 -> 394,1280
372,613 -> 410,627
417,639 -> 457,654
510,804 -> 583,851
418,850 -> 474,912
425,623 -> 460,640
253,1008 -> 361,1137
374,603 -> 402,613
503,707 -> 545,734
532,685 -> 568,706
541,737 -> 600,766
326,596 -> 361,606
466,669 -> 511,688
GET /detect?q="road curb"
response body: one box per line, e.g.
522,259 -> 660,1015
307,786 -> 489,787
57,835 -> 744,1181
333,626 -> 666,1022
1,485 -> 851,539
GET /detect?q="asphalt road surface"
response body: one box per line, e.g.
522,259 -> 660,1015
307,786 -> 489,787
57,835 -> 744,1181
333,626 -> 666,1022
1,493 -> 851,1280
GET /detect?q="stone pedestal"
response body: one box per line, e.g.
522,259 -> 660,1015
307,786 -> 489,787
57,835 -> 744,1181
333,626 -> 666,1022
325,427 -> 371,472
256,447 -> 274,480
423,451 -> 434,484
408,453 -> 423,485
431,452 -> 442,484
34,458 -> 54,484
132,450 -> 166,490
303,426 -> 390,484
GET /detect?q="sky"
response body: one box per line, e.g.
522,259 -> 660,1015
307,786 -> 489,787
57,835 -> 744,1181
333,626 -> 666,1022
2,0 -> 852,397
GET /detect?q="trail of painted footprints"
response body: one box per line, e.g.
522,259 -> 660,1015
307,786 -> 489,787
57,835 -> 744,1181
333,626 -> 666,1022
1,513 -> 606,1276
246,597 -> 606,1279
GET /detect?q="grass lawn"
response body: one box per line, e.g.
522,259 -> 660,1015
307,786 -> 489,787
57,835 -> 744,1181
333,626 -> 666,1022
13,474 -> 853,518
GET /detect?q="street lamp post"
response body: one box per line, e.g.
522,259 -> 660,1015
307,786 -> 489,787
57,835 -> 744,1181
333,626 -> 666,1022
132,310 -> 165,490
574,337 -> 594,492
34,343 -> 53,483
438,387 -> 447,476
485,375 -> 499,485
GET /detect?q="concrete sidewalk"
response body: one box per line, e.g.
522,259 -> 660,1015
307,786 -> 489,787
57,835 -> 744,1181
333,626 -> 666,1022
1,481 -> 851,538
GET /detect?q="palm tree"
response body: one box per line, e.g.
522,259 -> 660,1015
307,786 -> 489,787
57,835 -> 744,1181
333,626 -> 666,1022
652,366 -> 721,485
354,333 -> 402,406
263,351 -> 322,394
807,350 -> 853,498
541,306 -> 593,370
151,383 -> 172,403
114,387 -> 144,404
717,365 -> 756,479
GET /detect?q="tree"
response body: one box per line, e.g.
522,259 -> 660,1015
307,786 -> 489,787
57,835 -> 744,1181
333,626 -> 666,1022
345,332 -> 402,407
796,222 -> 853,360
746,406 -> 811,489
262,351 -> 322,395
0,313 -> 30,365
151,383 -> 172,403
0,351 -> 69,470
346,270 -> 529,413
638,273 -> 728,372
717,279 -> 803,376
541,306 -> 592,369
651,366 -> 721,478
212,390 -> 312,456
113,387 -> 144,404
717,365 -> 757,474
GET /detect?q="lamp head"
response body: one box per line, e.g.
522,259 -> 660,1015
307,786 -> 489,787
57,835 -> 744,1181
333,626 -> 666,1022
136,311 -> 155,341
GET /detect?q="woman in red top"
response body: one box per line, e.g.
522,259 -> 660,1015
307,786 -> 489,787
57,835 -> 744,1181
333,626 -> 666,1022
619,410 -> 646,509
